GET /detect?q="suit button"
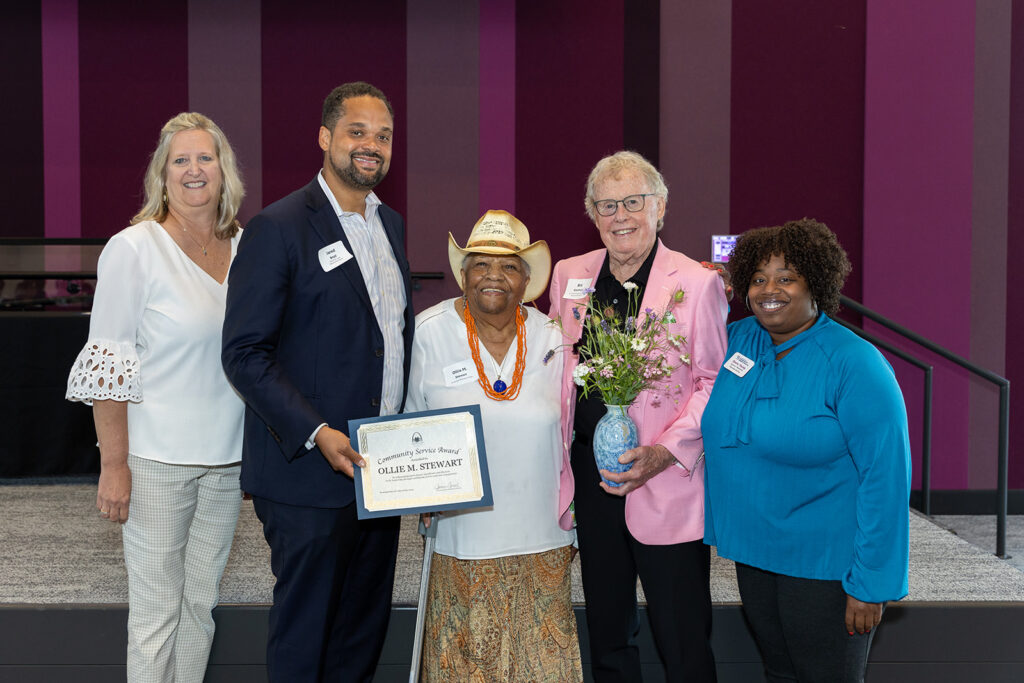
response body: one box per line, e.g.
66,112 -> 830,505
371,397 -> 381,407
375,348 -> 384,357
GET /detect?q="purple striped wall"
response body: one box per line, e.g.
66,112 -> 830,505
659,1 -> 731,260
863,0 -> 975,489
187,0 -> 263,226
730,0 -> 866,304
479,0 -> 516,215
259,0 -> 408,216
624,0 -> 661,168
407,0 -> 479,311
42,0 -> 79,242
969,2 -> 1012,488
12,2 -> 1024,490
78,1 -> 188,238
2,2 -> 43,240
1008,0 -> 1024,489
515,0 -> 624,267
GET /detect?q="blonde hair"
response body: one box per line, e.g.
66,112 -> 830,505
131,112 -> 244,239
584,150 -> 668,230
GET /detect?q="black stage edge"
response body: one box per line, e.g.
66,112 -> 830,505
911,489 -> 1024,515
2,604 -> 1023,682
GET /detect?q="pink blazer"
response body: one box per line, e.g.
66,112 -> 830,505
548,241 -> 728,545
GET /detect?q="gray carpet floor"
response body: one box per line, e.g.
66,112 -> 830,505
932,514 -> 1024,572
1,485 -> 1022,606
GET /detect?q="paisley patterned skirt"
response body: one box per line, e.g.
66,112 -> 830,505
421,545 -> 583,682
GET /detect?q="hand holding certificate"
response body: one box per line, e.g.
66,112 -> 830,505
348,405 -> 492,519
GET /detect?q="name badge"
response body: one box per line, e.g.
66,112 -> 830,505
563,278 -> 593,299
318,241 -> 353,272
724,352 -> 754,377
443,361 -> 478,387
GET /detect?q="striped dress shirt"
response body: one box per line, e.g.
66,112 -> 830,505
317,172 -> 407,416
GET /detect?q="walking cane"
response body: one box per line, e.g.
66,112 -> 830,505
409,514 -> 437,683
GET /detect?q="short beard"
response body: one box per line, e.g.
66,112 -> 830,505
331,153 -> 385,190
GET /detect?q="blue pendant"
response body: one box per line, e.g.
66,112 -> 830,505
493,379 -> 507,393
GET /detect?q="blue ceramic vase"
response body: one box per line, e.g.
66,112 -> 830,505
592,404 -> 638,487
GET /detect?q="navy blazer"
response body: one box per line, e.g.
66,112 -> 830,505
222,177 -> 415,508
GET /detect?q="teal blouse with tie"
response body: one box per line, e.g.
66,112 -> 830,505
702,313 -> 912,603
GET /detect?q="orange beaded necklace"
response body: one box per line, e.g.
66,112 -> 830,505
463,300 -> 527,401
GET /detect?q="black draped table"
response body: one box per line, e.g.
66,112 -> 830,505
0,312 -> 98,477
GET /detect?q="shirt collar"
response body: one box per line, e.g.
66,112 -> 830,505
722,312 -> 831,448
598,240 -> 659,287
317,170 -> 381,219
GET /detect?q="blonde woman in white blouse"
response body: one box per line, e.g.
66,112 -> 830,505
66,112 -> 245,683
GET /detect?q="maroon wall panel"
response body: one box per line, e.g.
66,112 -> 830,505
515,0 -> 625,268
1007,0 -> 1024,487
259,0 -> 407,219
78,2 -> 188,237
730,0 -> 866,304
1,2 -> 44,237
623,0 -> 660,167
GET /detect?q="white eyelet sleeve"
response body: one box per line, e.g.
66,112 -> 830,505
66,234 -> 146,405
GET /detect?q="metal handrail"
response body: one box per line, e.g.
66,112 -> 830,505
840,295 -> 1011,558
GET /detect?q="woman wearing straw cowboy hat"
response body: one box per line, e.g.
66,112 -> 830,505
405,210 -> 583,682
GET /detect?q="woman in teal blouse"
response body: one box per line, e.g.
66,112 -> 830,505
702,219 -> 911,682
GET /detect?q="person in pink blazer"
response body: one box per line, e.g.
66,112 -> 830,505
548,151 -> 728,682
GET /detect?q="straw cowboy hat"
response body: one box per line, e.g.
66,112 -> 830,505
447,210 -> 551,303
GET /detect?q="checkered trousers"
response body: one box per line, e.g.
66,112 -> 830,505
121,454 -> 241,683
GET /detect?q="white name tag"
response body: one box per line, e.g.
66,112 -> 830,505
563,278 -> 593,299
318,241 -> 353,272
724,352 -> 755,377
443,361 -> 478,387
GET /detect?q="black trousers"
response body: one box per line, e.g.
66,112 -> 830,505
253,496 -> 400,682
571,442 -> 717,682
735,563 -> 877,683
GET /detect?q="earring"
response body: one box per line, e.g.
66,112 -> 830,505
162,191 -> 168,205
745,294 -> 751,311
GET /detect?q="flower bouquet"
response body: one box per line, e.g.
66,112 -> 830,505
548,283 -> 689,485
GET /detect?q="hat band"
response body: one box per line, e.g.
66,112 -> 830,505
466,239 -> 522,252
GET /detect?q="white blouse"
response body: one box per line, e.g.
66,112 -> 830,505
66,221 -> 244,466
405,299 -> 575,559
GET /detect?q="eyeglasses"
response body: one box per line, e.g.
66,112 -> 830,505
592,194 -> 656,217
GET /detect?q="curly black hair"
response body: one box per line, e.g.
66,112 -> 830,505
727,218 -> 851,316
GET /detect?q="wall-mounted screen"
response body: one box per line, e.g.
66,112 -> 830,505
711,234 -> 738,263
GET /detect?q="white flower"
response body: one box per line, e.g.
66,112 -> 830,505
572,363 -> 593,386
668,334 -> 683,348
663,312 -> 677,324
630,338 -> 647,351
681,353 -> 691,366
623,281 -> 639,291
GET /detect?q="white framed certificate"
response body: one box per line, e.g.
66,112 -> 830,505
348,405 -> 492,519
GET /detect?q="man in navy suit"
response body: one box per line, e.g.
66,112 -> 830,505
222,81 -> 414,682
